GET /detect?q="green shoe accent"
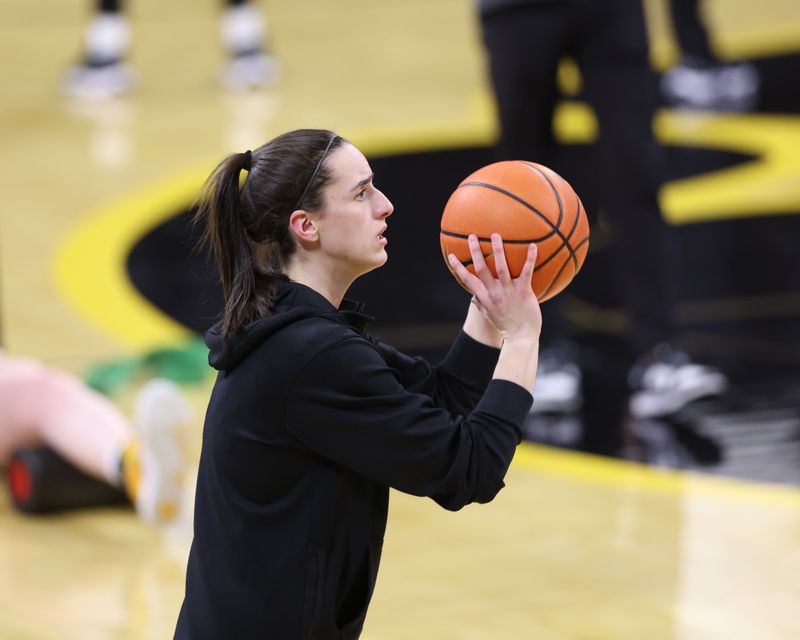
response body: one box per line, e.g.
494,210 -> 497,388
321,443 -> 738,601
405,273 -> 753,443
143,338 -> 210,383
84,336 -> 211,395
85,358 -> 143,395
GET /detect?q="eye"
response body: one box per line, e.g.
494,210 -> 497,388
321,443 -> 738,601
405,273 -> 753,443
355,188 -> 367,201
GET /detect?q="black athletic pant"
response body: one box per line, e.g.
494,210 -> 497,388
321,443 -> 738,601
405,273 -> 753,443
96,0 -> 247,12
480,0 -> 678,356
669,0 -> 715,61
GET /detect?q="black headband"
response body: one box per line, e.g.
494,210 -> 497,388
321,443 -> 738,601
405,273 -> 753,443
293,134 -> 337,211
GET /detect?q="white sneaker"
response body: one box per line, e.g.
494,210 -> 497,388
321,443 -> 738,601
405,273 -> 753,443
62,59 -> 135,100
531,343 -> 582,414
628,344 -> 728,418
661,57 -> 759,112
133,379 -> 192,524
219,4 -> 279,89
222,51 -> 280,89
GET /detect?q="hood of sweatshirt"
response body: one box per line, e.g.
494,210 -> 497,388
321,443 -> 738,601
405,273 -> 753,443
205,281 -> 373,372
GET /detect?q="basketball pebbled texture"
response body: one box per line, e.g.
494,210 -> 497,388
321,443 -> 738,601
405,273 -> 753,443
440,161 -> 590,302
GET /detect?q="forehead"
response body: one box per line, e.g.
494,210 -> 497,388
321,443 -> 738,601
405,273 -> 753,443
324,143 -> 371,185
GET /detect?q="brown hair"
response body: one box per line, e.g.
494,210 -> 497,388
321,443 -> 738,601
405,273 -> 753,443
195,129 -> 344,339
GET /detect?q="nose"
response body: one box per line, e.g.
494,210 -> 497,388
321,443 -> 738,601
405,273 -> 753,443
375,188 -> 394,219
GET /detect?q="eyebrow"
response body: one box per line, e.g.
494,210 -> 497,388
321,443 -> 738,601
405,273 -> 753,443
352,173 -> 374,191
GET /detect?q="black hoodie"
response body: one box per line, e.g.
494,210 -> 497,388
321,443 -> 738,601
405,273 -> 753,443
175,281 -> 533,639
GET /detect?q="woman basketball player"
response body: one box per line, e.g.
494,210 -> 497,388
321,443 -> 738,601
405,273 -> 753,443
174,129 -> 542,638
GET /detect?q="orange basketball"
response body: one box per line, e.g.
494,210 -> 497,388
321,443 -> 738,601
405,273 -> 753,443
440,161 -> 589,302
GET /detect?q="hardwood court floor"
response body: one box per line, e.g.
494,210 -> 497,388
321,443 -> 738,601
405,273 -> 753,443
1,442 -> 799,639
1,0 -> 799,638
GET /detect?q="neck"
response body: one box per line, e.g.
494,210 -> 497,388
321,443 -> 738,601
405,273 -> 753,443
285,256 -> 355,309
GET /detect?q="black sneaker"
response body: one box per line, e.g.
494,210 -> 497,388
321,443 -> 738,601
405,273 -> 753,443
628,343 -> 728,418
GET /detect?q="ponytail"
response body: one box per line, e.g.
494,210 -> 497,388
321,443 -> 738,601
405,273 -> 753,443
195,151 -> 283,339
195,129 -> 345,340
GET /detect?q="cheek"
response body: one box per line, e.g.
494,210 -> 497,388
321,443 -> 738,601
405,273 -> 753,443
319,205 -> 373,252
324,219 -> 363,253
336,210 -> 369,238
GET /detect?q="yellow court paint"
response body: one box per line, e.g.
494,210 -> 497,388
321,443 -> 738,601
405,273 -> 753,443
52,123 -> 497,352
553,101 -> 800,223
54,164 -> 213,351
658,112 -> 800,223
514,441 -> 800,510
54,112 -> 800,349
53,154 -> 800,509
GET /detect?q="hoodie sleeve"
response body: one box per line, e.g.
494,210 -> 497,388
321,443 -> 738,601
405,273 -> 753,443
365,331 -> 500,417
284,336 -> 532,510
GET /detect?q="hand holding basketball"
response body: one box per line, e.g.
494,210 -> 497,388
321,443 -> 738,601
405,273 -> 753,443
441,161 -> 589,302
448,233 -> 541,341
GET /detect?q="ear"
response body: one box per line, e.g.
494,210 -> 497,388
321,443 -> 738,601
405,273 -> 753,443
288,210 -> 319,243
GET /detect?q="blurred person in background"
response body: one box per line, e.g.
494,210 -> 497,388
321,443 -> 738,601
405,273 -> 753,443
477,0 -> 728,419
1,353 -> 191,522
661,0 -> 759,111
63,0 -> 277,100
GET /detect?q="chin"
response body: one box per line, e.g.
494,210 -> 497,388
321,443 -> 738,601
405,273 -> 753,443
357,252 -> 388,277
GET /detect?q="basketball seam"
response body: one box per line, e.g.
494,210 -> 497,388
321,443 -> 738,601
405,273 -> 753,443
457,180 -> 579,271
443,189 -> 582,271
440,230 -> 536,244
440,228 -> 575,272
521,163 -> 580,272
442,233 -> 565,271
541,236 -> 590,298
439,235 -> 493,270
459,250 -> 493,269
522,163 -> 563,229
457,182 -> 559,242
442,233 -> 589,298
532,192 -> 583,274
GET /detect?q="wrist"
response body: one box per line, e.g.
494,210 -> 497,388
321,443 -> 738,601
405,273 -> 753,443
463,303 -> 503,348
502,333 -> 540,349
